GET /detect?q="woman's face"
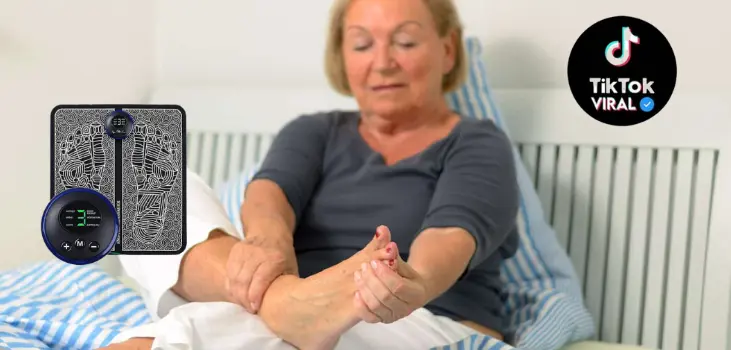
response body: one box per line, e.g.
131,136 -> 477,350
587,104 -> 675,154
342,0 -> 455,118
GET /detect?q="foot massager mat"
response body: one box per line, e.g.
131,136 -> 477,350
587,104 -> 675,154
51,105 -> 186,255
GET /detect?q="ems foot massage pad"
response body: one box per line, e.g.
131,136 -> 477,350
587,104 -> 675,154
44,105 -> 186,264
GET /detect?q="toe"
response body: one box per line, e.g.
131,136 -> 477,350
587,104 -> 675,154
367,225 -> 392,250
386,242 -> 400,270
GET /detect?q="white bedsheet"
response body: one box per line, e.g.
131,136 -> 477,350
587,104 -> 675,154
111,302 -> 497,350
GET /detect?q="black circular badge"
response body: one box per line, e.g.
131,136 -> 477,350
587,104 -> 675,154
104,110 -> 134,140
567,16 -> 677,126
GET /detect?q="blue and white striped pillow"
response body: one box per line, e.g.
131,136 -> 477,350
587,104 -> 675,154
446,37 -> 595,349
218,37 -> 595,350
0,260 -> 152,349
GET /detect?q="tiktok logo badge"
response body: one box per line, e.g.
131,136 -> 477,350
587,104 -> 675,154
567,16 -> 677,126
605,27 -> 639,67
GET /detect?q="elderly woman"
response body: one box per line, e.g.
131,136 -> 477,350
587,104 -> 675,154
107,0 -> 519,349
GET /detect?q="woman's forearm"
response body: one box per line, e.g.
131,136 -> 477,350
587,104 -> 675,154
240,179 -> 298,266
408,227 -> 476,301
172,179 -> 299,303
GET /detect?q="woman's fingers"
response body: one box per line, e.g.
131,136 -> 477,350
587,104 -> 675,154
361,260 -> 411,321
232,255 -> 261,313
353,291 -> 382,323
394,254 -> 419,279
380,242 -> 418,279
247,261 -> 280,312
354,263 -> 394,322
354,229 -> 428,324
371,242 -> 407,275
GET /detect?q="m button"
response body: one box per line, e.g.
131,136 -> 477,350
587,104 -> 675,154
74,239 -> 85,249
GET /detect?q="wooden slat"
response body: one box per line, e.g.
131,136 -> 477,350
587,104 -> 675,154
621,149 -> 654,344
521,144 -> 539,186
642,150 -> 674,348
224,133 -> 244,181
209,133 -> 229,189
682,150 -> 715,350
197,132 -> 217,184
221,133 -> 238,181
552,145 -> 575,251
662,150 -> 695,350
700,149 -> 730,350
569,146 -> 594,286
585,147 -> 613,326
537,145 -> 557,223
187,131 -> 202,174
185,131 -> 193,170
242,133 -> 260,171
602,147 -> 633,342
236,133 -> 250,173
256,134 -> 274,164
258,134 -> 275,163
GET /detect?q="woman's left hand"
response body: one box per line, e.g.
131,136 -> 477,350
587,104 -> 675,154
353,239 -> 428,324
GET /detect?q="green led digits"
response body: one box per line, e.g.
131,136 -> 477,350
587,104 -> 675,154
59,201 -> 102,234
77,209 -> 87,227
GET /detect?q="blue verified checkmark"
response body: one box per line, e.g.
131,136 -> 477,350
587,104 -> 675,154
640,97 -> 655,112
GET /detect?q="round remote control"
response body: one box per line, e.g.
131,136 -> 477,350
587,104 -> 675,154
42,188 -> 118,265
104,110 -> 134,140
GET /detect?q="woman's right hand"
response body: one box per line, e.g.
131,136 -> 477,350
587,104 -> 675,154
225,234 -> 298,314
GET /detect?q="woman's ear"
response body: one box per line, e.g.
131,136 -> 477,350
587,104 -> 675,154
441,30 -> 458,74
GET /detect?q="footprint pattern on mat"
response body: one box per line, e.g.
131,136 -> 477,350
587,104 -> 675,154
53,108 -> 116,203
130,122 -> 180,244
121,109 -> 184,252
58,122 -> 107,190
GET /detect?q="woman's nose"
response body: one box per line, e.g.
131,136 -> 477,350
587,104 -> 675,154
373,45 -> 397,72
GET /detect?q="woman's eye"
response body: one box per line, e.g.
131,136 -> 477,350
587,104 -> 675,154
397,42 -> 416,48
353,43 -> 372,51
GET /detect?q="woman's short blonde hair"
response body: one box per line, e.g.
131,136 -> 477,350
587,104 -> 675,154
324,0 -> 467,96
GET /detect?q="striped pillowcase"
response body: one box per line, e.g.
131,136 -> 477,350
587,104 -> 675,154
446,37 -> 595,349
217,37 -> 595,350
0,260 -> 152,349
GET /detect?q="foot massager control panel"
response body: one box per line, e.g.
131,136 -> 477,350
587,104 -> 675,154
42,188 -> 118,265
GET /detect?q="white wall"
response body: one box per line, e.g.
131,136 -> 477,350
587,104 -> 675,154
154,0 -> 730,92
0,0 -> 729,272
0,0 -> 154,270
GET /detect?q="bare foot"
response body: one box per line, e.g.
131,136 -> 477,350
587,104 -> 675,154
259,226 -> 398,350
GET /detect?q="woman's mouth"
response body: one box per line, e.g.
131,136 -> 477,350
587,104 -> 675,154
371,84 -> 406,91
